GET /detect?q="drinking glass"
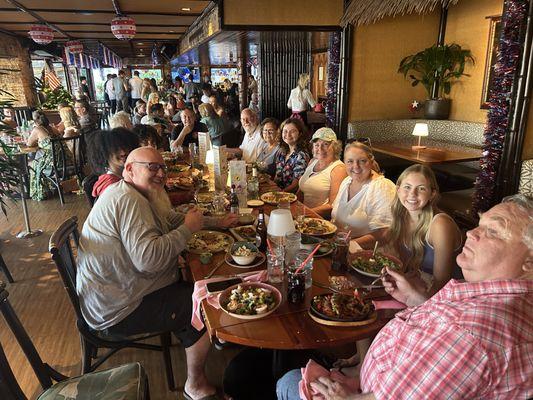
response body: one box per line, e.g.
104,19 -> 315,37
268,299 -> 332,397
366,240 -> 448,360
267,249 -> 284,284
293,250 -> 313,289
287,269 -> 305,304
331,232 -> 349,272
284,231 -> 301,266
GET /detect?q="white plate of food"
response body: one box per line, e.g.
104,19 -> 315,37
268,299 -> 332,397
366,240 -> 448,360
219,282 -> 282,320
350,250 -> 403,278
187,230 -> 234,254
260,191 -> 297,205
296,218 -> 337,236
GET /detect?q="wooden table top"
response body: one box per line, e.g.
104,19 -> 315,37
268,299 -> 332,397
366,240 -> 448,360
372,139 -> 482,164
187,181 -> 394,350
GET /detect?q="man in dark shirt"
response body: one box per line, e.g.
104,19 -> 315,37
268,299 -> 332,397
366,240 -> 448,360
169,108 -> 207,149
80,77 -> 91,101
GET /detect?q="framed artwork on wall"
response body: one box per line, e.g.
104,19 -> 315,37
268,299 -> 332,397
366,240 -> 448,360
481,15 -> 502,109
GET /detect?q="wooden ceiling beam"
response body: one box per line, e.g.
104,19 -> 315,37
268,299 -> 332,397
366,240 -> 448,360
0,8 -> 201,17
7,29 -> 183,34
0,21 -> 190,27
3,0 -> 73,39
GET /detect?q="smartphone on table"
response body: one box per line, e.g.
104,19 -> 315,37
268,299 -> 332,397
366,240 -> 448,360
206,278 -> 243,294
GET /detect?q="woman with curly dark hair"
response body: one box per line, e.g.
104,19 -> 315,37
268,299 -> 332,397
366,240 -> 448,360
87,128 -> 139,197
132,124 -> 159,148
274,118 -> 310,192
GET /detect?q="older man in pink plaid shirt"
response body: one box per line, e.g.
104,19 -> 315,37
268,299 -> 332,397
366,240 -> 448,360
276,194 -> 532,400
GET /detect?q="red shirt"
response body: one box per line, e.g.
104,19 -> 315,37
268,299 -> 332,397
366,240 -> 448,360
360,279 -> 533,399
92,173 -> 121,197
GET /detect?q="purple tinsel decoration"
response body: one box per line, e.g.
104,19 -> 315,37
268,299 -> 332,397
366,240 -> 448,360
325,32 -> 341,128
472,0 -> 528,214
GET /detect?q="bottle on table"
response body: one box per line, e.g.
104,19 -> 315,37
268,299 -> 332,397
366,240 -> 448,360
230,184 -> 239,214
255,208 -> 267,252
248,166 -> 259,200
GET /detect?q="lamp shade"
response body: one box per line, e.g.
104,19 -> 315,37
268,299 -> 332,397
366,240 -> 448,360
412,123 -> 429,137
267,209 -> 296,237
65,40 -> 83,54
110,15 -> 136,40
28,24 -> 54,45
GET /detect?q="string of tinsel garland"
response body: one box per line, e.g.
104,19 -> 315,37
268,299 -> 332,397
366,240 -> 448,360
325,32 -> 341,128
472,0 -> 528,214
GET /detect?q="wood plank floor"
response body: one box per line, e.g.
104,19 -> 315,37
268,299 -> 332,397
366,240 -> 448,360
0,193 -> 240,399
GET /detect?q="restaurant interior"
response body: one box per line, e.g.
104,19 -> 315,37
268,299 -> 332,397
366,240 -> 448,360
0,0 -> 532,399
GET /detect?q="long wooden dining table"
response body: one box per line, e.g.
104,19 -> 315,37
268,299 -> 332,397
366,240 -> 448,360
185,179 -> 396,374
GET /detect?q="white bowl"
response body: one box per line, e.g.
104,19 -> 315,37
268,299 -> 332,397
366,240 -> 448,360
231,241 -> 259,265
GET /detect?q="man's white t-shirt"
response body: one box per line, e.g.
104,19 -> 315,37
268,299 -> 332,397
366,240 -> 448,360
129,76 -> 143,99
239,126 -> 267,163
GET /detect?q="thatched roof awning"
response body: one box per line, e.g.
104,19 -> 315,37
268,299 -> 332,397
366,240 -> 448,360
341,0 -> 460,27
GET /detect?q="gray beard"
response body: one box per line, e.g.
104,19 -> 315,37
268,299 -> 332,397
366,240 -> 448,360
147,187 -> 173,233
244,125 -> 257,135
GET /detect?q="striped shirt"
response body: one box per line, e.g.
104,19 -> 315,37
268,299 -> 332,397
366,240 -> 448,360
360,279 -> 533,399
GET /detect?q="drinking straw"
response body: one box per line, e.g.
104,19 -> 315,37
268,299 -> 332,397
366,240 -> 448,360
295,243 -> 321,274
344,230 -> 352,241
266,238 -> 274,253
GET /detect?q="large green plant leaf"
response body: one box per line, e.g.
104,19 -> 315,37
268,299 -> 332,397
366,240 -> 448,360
398,43 -> 475,99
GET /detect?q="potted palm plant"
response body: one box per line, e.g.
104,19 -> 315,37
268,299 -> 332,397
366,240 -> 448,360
0,97 -> 21,216
398,43 -> 474,119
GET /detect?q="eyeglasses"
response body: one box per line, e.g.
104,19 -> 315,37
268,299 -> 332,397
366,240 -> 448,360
131,161 -> 168,173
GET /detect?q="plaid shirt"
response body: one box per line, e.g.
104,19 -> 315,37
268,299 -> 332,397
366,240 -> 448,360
360,279 -> 533,399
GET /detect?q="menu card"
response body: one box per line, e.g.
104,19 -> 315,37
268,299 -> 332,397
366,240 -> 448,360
212,145 -> 227,190
229,160 -> 247,207
197,132 -> 211,164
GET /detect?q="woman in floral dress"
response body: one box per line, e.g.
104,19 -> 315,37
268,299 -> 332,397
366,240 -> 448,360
274,118 -> 309,192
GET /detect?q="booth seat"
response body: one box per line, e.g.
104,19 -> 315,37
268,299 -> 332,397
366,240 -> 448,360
347,119 -> 484,191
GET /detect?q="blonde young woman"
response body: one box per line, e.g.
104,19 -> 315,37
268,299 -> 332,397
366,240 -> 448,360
145,92 -> 160,117
298,128 -> 347,218
57,105 -> 81,138
287,73 -> 316,124
331,142 -> 396,249
388,164 -> 462,295
140,78 -> 152,102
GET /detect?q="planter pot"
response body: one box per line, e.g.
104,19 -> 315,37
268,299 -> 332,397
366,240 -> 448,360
424,99 -> 451,120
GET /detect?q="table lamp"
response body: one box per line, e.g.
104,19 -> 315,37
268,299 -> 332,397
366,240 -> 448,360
267,209 -> 296,246
412,123 -> 429,150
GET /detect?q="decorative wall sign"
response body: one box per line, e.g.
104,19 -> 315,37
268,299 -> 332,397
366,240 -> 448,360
480,16 -> 502,109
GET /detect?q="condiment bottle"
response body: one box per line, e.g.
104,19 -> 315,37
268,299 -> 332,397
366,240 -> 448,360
255,208 -> 267,252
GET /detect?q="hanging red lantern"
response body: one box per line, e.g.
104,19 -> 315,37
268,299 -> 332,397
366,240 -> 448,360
110,15 -> 136,40
28,24 -> 54,45
65,40 -> 83,54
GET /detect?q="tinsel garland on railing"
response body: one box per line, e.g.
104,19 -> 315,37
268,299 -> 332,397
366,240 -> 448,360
472,0 -> 529,213
325,32 -> 341,128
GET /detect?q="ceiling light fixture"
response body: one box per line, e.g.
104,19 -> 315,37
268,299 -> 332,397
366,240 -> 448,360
181,7 -> 191,11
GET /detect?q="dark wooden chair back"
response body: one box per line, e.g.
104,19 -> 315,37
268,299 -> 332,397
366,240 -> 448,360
50,135 -> 85,183
0,282 -> 66,399
48,217 -> 85,323
81,174 -> 98,207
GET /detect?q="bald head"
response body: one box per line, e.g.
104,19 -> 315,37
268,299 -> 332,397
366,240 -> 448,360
123,146 -> 166,196
458,197 -> 533,282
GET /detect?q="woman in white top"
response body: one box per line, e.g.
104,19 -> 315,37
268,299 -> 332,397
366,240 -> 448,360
287,73 -> 316,124
298,128 -> 347,218
331,142 -> 396,249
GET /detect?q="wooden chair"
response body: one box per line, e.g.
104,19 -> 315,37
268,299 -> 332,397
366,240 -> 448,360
0,251 -> 14,283
47,135 -> 86,205
48,217 -> 176,391
81,174 -> 98,207
0,281 -> 150,400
